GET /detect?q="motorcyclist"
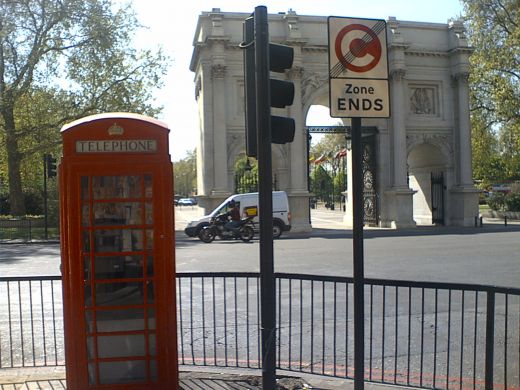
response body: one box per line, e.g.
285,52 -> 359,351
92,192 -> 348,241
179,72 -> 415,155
224,200 -> 241,233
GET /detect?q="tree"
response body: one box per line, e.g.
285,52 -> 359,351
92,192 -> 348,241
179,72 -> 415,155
0,0 -> 169,215
173,150 -> 196,197
463,0 -> 520,183
309,133 -> 348,205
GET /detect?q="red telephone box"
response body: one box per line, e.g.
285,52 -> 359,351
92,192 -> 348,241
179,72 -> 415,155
59,113 -> 178,389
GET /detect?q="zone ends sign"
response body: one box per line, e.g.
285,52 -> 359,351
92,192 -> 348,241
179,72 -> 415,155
328,16 -> 390,118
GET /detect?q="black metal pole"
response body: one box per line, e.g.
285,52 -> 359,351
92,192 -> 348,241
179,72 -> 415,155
351,117 -> 365,388
255,6 -> 277,390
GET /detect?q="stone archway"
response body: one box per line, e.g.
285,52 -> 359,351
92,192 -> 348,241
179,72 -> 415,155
408,142 -> 450,225
190,9 -> 479,228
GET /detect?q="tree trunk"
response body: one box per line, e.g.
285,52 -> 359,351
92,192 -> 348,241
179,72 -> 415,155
3,105 -> 26,216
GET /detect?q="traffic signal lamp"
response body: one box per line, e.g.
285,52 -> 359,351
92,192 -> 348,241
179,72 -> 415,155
242,6 -> 295,157
268,43 -> 295,144
45,154 -> 57,178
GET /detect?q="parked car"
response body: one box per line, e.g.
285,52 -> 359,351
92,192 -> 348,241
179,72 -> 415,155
178,198 -> 196,206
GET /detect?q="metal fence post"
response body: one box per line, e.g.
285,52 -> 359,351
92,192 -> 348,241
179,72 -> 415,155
485,290 -> 495,390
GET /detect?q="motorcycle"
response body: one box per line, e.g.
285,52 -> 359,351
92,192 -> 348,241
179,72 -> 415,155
198,214 -> 255,243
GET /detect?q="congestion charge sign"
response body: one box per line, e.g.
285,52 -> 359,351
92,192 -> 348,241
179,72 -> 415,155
328,16 -> 390,118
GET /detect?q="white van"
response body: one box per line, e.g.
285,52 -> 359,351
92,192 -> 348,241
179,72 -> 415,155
184,191 -> 291,239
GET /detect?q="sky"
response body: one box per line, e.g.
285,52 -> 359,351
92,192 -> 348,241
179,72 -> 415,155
124,0 -> 465,161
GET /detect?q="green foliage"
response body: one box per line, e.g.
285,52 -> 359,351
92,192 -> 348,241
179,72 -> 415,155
464,0 -> 520,184
0,0 -> 170,215
505,193 -> 520,212
234,156 -> 258,194
173,150 -> 197,197
486,192 -> 507,211
309,133 -> 348,204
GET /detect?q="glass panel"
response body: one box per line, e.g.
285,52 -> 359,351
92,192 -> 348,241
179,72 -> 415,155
150,359 -> 157,382
81,177 -> 90,200
145,229 -> 153,250
97,334 -> 146,358
93,202 -> 142,226
86,308 -> 146,333
83,231 -> 90,252
144,174 -> 153,197
145,281 -> 155,304
87,336 -> 95,359
147,308 -> 156,330
146,254 -> 154,276
88,363 -> 96,385
84,256 -> 91,281
149,334 -> 156,356
95,282 -> 144,306
93,255 -> 143,279
93,229 -> 143,252
98,360 -> 147,384
92,176 -> 142,199
145,203 -> 153,224
82,205 -> 90,226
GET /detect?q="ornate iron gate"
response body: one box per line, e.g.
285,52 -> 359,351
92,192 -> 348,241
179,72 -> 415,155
362,134 -> 378,225
431,171 -> 445,225
307,126 -> 378,225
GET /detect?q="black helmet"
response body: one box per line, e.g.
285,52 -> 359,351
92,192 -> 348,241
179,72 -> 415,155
229,200 -> 236,207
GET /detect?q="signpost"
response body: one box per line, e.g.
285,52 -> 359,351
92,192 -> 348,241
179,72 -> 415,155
328,16 -> 389,389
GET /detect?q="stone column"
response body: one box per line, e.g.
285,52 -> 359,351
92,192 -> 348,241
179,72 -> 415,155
448,21 -> 479,226
383,17 -> 416,228
390,69 -> 408,189
210,63 -> 230,196
453,72 -> 473,187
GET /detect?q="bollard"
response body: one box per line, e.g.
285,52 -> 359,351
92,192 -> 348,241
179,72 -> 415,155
480,216 -> 483,227
504,215 -> 507,226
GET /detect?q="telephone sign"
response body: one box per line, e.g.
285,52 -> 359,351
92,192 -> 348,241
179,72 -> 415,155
328,16 -> 390,118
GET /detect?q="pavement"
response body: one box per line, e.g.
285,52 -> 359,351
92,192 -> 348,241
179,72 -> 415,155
0,365 -> 414,389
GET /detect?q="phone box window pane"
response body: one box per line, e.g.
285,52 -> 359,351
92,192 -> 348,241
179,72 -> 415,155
83,231 -> 90,252
81,177 -> 90,200
87,308 -> 146,333
95,282 -> 144,306
145,203 -> 153,224
93,229 -> 143,252
147,308 -> 156,329
97,334 -> 146,358
93,203 -> 142,226
98,360 -> 147,384
145,229 -> 153,250
145,281 -> 155,304
93,176 -> 141,199
82,205 -> 90,226
93,255 -> 143,279
146,254 -> 154,276
144,175 -> 153,197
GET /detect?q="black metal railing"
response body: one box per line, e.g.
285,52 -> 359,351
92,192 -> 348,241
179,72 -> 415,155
0,273 -> 518,390
0,276 -> 64,368
0,219 -> 59,242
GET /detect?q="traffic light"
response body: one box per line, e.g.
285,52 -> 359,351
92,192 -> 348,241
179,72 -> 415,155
268,43 -> 295,144
242,6 -> 295,157
45,154 -> 57,178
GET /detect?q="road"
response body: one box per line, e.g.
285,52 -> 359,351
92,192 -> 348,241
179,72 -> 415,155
1,206 -> 519,288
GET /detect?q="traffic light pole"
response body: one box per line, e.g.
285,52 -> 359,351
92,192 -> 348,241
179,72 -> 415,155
351,117 -> 365,389
254,6 -> 277,390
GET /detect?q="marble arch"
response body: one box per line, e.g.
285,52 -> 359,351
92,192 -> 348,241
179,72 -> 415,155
189,9 -> 479,231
